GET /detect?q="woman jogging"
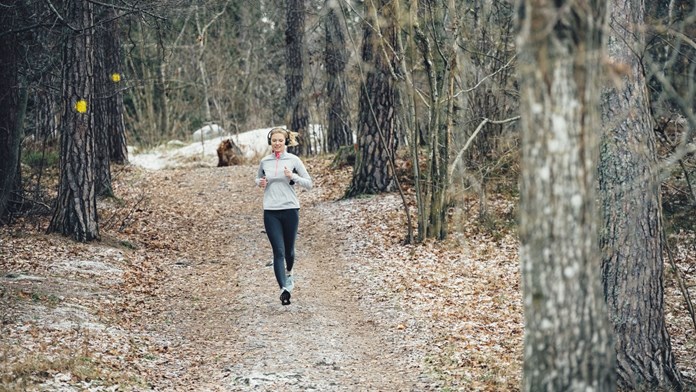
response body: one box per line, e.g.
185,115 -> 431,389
256,128 -> 312,305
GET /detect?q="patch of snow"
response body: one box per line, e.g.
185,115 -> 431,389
129,125 -> 325,171
192,124 -> 226,142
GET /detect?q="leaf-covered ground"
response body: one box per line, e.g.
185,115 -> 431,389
1,157 -> 694,391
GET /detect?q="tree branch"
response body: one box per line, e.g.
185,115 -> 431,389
448,116 -> 520,183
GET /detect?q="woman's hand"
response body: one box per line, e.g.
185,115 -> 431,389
259,177 -> 267,189
284,166 -> 293,180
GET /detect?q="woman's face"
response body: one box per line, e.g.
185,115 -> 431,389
270,132 -> 286,153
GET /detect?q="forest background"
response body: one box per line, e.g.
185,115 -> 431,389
0,0 -> 695,391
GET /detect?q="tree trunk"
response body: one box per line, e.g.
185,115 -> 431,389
396,0 -> 426,242
36,88 -> 58,141
516,0 -> 615,390
94,14 -> 113,197
0,3 -> 22,224
48,0 -> 99,242
324,3 -> 352,153
285,0 -> 310,155
103,10 -> 128,165
154,34 -> 169,142
599,0 -> 684,389
195,5 -> 213,125
346,0 -> 399,196
413,1 -> 457,241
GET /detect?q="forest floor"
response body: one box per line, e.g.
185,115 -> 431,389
1,154 -> 695,391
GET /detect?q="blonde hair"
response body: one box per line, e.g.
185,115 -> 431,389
269,128 -> 289,140
267,127 -> 299,147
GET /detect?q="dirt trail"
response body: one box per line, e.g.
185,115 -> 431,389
134,165 -> 432,391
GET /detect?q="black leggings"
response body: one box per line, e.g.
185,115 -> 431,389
263,209 -> 299,289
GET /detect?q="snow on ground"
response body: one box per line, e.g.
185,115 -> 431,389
128,125 -> 324,171
128,127 -> 271,170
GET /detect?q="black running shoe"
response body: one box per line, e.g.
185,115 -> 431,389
280,289 -> 291,305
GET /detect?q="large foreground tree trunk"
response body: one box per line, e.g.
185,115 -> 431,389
47,0 -> 99,242
599,0 -> 684,390
516,0 -> 615,390
346,0 -> 399,196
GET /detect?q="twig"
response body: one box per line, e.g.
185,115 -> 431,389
448,116 -> 520,183
102,195 -> 146,232
44,0 -> 78,32
677,159 -> 696,206
662,225 -> 696,333
95,0 -> 167,21
18,195 -> 52,212
453,54 -> 517,98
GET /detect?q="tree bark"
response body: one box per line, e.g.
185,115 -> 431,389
285,0 -> 310,155
94,13 -> 113,197
413,1 -> 457,240
103,9 -> 128,165
324,3 -> 352,153
346,0 -> 399,196
516,0 -> 615,390
0,2 -> 22,224
48,0 -> 99,242
153,28 -> 169,144
599,0 -> 684,389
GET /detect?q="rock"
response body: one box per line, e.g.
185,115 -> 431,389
192,124 -> 225,142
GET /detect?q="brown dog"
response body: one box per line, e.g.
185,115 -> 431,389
217,139 -> 243,167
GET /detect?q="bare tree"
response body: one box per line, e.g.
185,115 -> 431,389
455,0 -> 518,224
516,0 -> 615,390
103,8 -> 128,165
412,1 -> 460,240
93,7 -> 130,194
122,1 -> 289,145
599,0 -> 684,389
123,16 -> 169,146
94,9 -> 115,197
324,0 -> 352,153
286,0 -> 311,155
194,2 -> 230,126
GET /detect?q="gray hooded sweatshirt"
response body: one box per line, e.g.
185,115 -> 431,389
255,151 -> 312,210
